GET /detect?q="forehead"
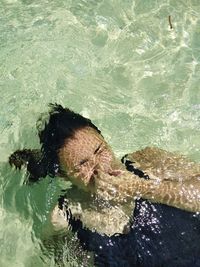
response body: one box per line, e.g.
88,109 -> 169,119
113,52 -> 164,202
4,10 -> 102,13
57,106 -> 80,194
61,127 -> 105,163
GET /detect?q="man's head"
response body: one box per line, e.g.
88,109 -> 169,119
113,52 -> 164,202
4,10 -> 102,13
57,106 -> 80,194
38,104 -> 118,189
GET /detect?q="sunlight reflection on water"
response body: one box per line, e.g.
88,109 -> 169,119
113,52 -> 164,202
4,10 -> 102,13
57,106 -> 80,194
0,0 -> 200,266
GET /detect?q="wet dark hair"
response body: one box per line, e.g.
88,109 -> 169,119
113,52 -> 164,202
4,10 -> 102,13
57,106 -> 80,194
38,103 -> 102,176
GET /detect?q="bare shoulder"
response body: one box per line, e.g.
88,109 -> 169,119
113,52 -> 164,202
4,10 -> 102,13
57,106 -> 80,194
126,147 -> 200,182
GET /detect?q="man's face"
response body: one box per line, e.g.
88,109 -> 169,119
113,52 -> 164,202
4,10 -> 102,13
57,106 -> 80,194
58,127 -> 116,189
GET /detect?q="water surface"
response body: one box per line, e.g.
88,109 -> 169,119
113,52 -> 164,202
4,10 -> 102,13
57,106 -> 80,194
0,0 -> 200,266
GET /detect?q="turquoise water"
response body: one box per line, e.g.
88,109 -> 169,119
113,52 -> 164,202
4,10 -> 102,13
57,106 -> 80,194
0,0 -> 200,266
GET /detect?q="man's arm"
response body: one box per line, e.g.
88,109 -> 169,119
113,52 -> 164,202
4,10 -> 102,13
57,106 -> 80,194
96,169 -> 200,213
125,146 -> 200,182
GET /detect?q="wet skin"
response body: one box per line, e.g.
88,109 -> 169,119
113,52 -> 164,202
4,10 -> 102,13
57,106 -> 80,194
58,126 -> 200,214
58,127 -> 125,191
56,127 -> 132,235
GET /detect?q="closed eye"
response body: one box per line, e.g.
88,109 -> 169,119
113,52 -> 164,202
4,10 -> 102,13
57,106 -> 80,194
94,143 -> 103,154
79,158 -> 89,165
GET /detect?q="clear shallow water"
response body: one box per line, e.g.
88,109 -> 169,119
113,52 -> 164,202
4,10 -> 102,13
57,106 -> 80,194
0,0 -> 200,266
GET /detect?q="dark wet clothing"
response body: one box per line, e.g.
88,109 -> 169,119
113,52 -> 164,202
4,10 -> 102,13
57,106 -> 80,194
69,199 -> 200,267
67,157 -> 200,267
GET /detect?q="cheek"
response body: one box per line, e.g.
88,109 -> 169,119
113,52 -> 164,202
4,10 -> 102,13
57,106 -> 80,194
97,151 -> 113,168
76,162 -> 94,177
